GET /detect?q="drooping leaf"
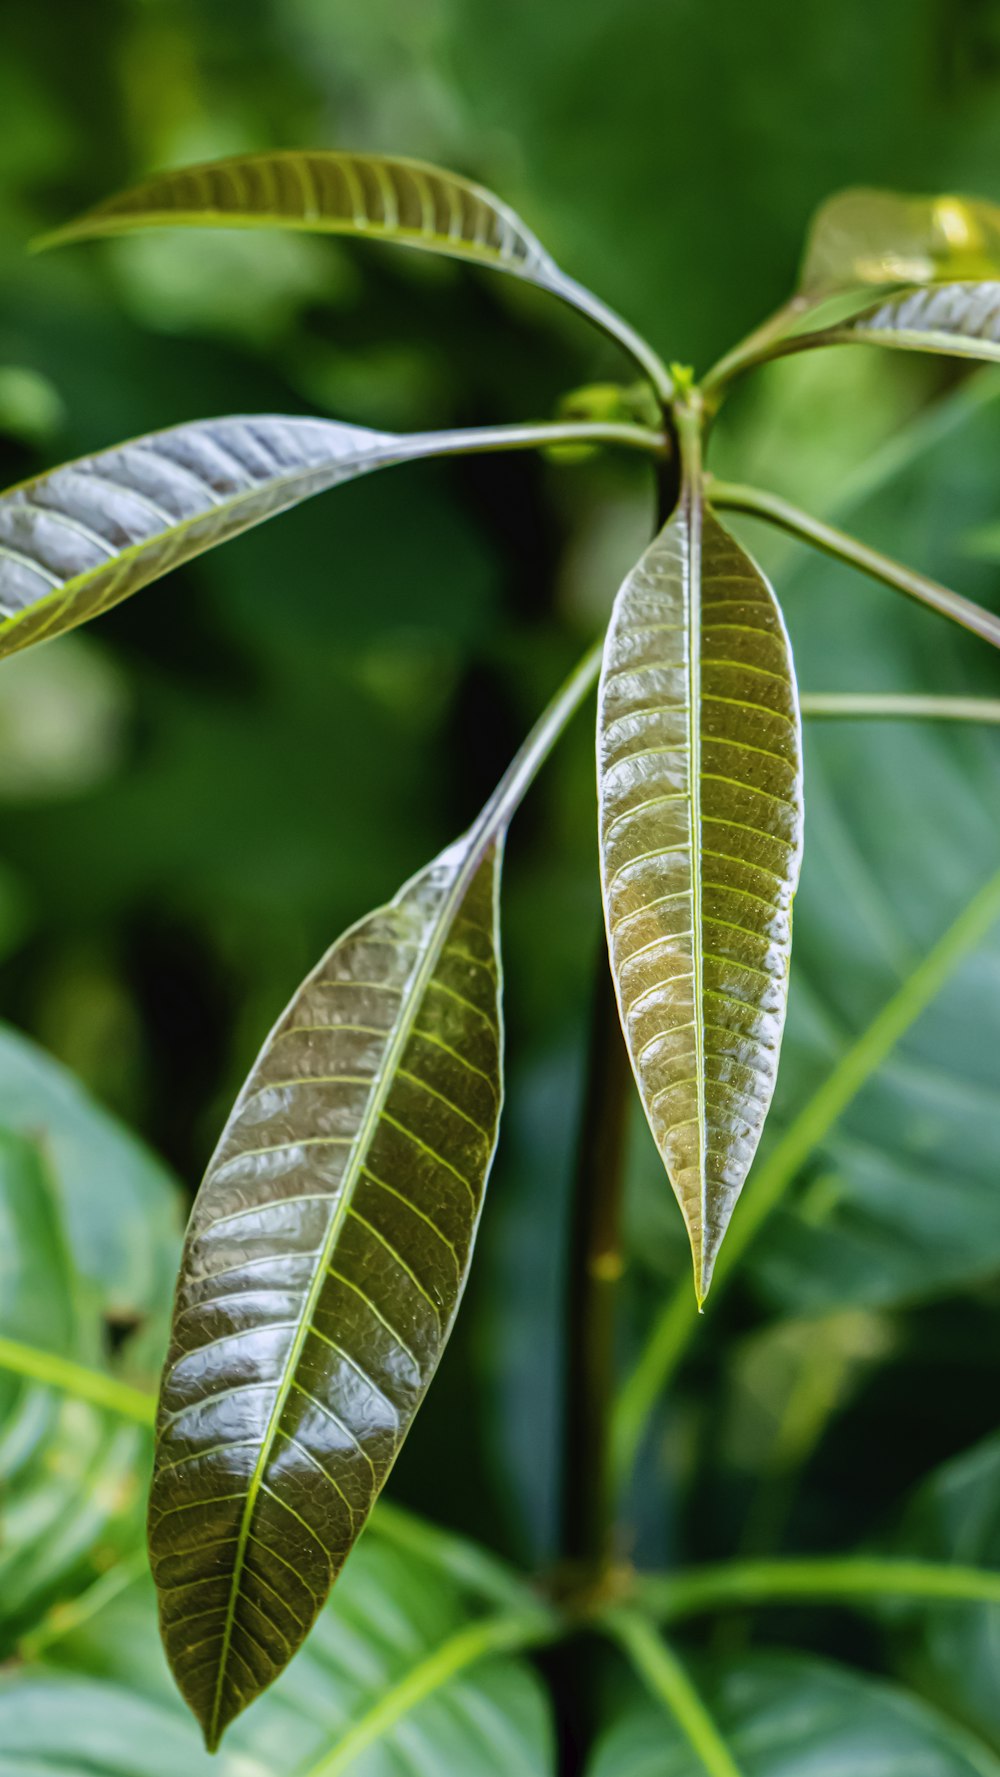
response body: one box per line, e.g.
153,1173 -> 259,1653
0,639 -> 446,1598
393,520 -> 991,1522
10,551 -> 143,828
889,1432 -> 1000,1749
5,1535 -> 555,1776
589,1651 -> 1000,1776
0,1024 -> 181,1645
597,497 -> 803,1301
0,414 -> 455,661
799,187 -> 1000,299
35,148 -> 597,334
828,280 -> 1000,364
149,819 -> 507,1747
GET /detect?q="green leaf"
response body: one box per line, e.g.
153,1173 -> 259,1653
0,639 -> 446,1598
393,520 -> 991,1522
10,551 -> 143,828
35,151 -> 674,399
597,497 -> 803,1301
0,414 -> 418,662
37,149 -> 563,275
589,1652 -> 1000,1775
150,814 -> 508,1746
829,282 -> 1000,365
4,1536 -> 555,1775
0,1024 -> 181,1645
0,414 -> 660,663
800,188 -> 1000,299
890,1433 -> 1000,1750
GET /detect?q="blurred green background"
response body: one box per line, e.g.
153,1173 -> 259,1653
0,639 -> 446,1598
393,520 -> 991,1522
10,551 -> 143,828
2,0 -> 1000,1673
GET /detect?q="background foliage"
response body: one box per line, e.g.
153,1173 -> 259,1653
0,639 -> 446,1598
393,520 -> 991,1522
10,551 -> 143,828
1,0 -> 999,1768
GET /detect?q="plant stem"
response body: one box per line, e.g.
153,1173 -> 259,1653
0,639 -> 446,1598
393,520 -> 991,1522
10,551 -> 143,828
800,692 -> 1000,722
561,950 -> 633,1573
0,1335 -> 156,1425
635,1556 -> 1000,1620
603,1609 -> 744,1777
710,480 -> 1000,651
611,861 -> 1000,1484
422,418 -> 670,461
302,1608 -> 559,1777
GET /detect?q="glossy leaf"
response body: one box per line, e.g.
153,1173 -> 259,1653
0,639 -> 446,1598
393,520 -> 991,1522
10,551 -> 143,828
5,1536 -> 554,1776
589,1652 -> 1000,1775
0,414 -> 435,661
799,187 -> 1000,299
0,1024 -> 181,1645
597,498 -> 803,1301
831,280 -> 1000,363
150,820 -> 508,1747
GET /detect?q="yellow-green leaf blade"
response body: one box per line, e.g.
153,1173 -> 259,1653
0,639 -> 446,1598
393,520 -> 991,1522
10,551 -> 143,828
800,187 -> 1000,299
33,151 -> 676,397
37,149 -> 561,284
0,414 -> 404,660
148,831 -> 505,1750
597,502 -> 803,1302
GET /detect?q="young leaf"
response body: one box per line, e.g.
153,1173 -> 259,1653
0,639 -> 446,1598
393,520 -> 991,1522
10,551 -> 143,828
35,151 -> 674,399
800,187 -> 1000,299
148,818 -> 506,1748
597,499 -> 803,1303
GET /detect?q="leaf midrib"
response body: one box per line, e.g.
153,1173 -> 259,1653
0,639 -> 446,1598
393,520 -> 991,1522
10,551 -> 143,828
684,486 -> 707,1300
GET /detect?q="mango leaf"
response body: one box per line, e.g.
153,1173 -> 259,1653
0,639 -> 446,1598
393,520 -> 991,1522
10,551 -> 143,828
35,149 -> 637,364
0,414 -> 467,662
828,281 -> 1000,364
597,497 -> 803,1302
4,1535 -> 555,1776
0,1023 -> 182,1645
150,808 -> 509,1746
889,1433 -> 1000,1750
590,1652 -> 1000,1776
800,188 -> 1000,299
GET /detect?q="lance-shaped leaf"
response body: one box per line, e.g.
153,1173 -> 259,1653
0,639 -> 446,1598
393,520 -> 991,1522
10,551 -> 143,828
800,187 -> 1000,299
826,280 -> 1000,364
597,499 -> 803,1303
0,414 -> 660,663
35,151 -> 671,397
149,828 -> 508,1746
0,415 -> 426,661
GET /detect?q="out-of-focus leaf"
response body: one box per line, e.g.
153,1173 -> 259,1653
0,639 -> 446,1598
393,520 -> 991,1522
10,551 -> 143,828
890,1433 -> 1000,1750
150,821 -> 506,1746
36,148 -> 607,338
4,1536 -> 555,1776
0,414 -> 445,661
800,189 -> 1000,299
0,1024 -> 182,1645
597,498 -> 803,1301
589,1652 -> 1000,1775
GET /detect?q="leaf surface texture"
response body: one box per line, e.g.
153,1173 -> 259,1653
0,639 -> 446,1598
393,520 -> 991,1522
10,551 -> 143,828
149,829 -> 505,1746
597,499 -> 803,1299
0,415 -> 418,659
